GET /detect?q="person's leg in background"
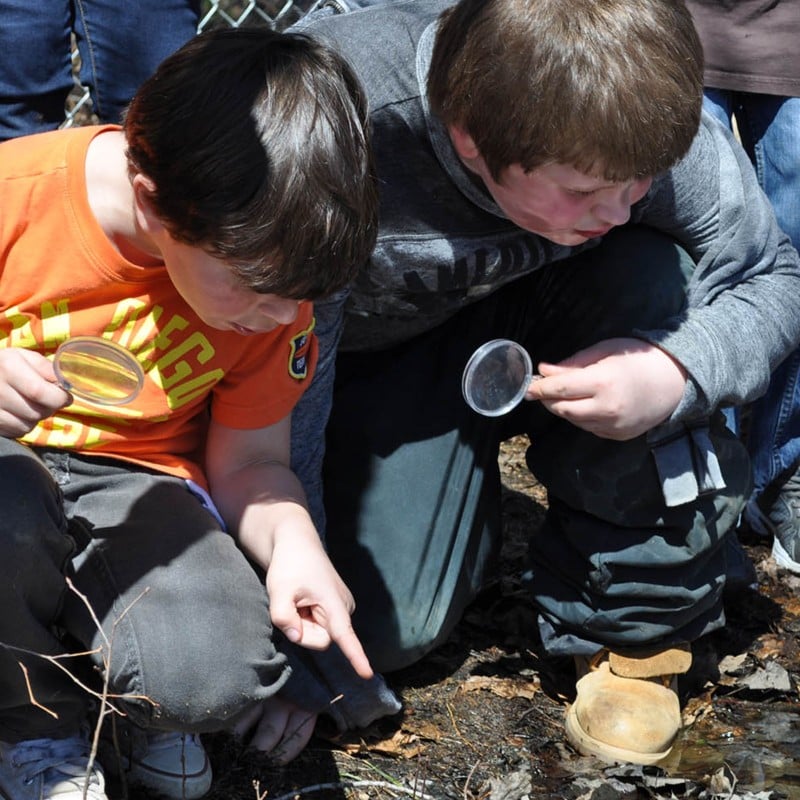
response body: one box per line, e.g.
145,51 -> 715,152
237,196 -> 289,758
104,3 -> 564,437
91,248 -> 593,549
0,1 -> 73,139
0,1 -> 200,139
735,94 -> 800,572
72,0 -> 200,126
745,348 -> 800,572
702,88 -> 733,129
705,88 -> 800,573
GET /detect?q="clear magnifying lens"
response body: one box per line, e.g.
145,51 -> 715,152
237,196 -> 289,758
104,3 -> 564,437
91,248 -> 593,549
462,338 -> 533,417
54,336 -> 144,406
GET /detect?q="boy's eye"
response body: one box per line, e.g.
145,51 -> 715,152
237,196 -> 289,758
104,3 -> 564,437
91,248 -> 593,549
567,188 -> 596,197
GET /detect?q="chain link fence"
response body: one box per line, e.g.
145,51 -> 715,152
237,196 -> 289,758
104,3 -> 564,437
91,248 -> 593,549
65,0 -> 321,127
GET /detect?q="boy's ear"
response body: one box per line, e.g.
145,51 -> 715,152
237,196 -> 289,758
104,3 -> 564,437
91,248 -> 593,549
131,173 -> 164,235
448,124 -> 481,161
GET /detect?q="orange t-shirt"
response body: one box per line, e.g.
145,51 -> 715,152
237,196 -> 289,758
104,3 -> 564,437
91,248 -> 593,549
0,126 -> 318,489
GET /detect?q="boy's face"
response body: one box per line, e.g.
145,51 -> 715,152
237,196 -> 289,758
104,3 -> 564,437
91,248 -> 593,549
162,238 -> 301,334
476,161 -> 652,247
449,129 -> 652,246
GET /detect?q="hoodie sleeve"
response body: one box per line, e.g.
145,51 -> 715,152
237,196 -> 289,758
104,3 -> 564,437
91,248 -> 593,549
634,111 -> 800,421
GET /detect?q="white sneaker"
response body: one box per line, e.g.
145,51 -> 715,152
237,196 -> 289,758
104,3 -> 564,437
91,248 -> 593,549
102,726 -> 211,799
0,736 -> 107,799
745,465 -> 800,574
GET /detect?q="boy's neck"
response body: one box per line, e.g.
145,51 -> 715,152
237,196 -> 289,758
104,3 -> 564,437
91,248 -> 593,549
85,129 -> 164,267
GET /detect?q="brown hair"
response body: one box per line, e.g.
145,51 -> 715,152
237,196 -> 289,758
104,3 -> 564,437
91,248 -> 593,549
124,27 -> 377,300
428,0 -> 703,182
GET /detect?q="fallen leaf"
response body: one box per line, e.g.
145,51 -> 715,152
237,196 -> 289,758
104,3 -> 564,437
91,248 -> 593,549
738,660 -> 793,692
336,727 -> 427,759
754,634 -> 786,660
459,674 -> 539,700
718,653 -> 749,675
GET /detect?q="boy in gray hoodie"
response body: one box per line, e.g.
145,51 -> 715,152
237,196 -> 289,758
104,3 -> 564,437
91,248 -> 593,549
289,0 -> 800,766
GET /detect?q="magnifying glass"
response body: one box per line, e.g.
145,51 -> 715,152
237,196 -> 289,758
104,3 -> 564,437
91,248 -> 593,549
462,338 -> 537,417
53,336 -> 144,406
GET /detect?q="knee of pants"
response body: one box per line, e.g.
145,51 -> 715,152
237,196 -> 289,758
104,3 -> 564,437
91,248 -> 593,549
518,227 -> 695,368
528,413 -> 751,531
67,534 -> 290,731
572,226 -> 694,334
0,442 -> 61,521
105,617 -> 290,731
354,575 -> 482,674
361,619 -> 454,674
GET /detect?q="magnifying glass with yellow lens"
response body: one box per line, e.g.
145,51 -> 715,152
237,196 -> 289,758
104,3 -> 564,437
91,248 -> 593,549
53,336 -> 144,406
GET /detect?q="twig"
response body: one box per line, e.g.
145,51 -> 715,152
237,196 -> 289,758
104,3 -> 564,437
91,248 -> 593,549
409,755 -> 432,800
445,701 -> 480,754
19,662 -> 59,719
463,759 -> 480,800
4,642 -> 152,709
68,579 -> 155,800
254,778 -> 439,799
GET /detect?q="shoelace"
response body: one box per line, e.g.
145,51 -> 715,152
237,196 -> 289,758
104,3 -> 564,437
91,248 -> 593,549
11,737 -> 101,789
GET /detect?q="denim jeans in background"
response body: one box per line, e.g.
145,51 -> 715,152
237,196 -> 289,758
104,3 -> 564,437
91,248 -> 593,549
0,0 -> 199,139
703,90 -> 800,504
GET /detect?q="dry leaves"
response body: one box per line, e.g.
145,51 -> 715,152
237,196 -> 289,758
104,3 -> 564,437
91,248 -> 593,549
458,674 -> 540,700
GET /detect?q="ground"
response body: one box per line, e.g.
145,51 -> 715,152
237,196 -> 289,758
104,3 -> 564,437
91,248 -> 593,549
126,436 -> 800,800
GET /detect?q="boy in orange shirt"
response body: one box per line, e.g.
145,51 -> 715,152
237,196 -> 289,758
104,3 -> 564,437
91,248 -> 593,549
0,27 -> 377,800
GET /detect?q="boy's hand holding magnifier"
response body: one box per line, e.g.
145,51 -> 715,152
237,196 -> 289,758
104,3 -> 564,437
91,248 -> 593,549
464,336 -> 687,440
0,337 -> 143,439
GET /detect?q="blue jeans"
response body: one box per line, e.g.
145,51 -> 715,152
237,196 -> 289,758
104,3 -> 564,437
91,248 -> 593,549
702,92 -> 800,503
0,0 -> 199,139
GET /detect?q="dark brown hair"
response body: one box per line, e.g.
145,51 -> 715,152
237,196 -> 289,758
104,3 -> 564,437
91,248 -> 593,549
428,0 -> 703,182
124,27 -> 377,299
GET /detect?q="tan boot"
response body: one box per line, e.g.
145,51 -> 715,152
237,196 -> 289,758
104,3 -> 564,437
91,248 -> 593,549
564,644 -> 691,765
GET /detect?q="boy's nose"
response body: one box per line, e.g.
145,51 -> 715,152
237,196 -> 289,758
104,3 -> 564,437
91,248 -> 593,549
265,298 -> 300,326
595,192 -> 632,227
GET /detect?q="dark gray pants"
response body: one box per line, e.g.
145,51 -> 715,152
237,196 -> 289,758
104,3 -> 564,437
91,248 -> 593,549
321,227 -> 752,671
0,442 -> 287,743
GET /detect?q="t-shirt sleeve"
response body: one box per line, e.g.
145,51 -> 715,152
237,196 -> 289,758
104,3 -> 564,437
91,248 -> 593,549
209,301 -> 318,429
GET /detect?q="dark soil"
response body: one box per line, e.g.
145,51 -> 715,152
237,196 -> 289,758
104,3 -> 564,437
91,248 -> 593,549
128,436 -> 800,800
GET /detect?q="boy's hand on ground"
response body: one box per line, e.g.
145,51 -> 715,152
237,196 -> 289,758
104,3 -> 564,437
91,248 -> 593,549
267,538 -> 374,680
0,348 -> 71,437
525,337 -> 687,440
232,695 -> 317,763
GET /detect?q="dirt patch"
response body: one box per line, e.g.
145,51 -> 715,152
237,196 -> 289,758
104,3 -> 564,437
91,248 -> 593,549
125,436 -> 800,800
